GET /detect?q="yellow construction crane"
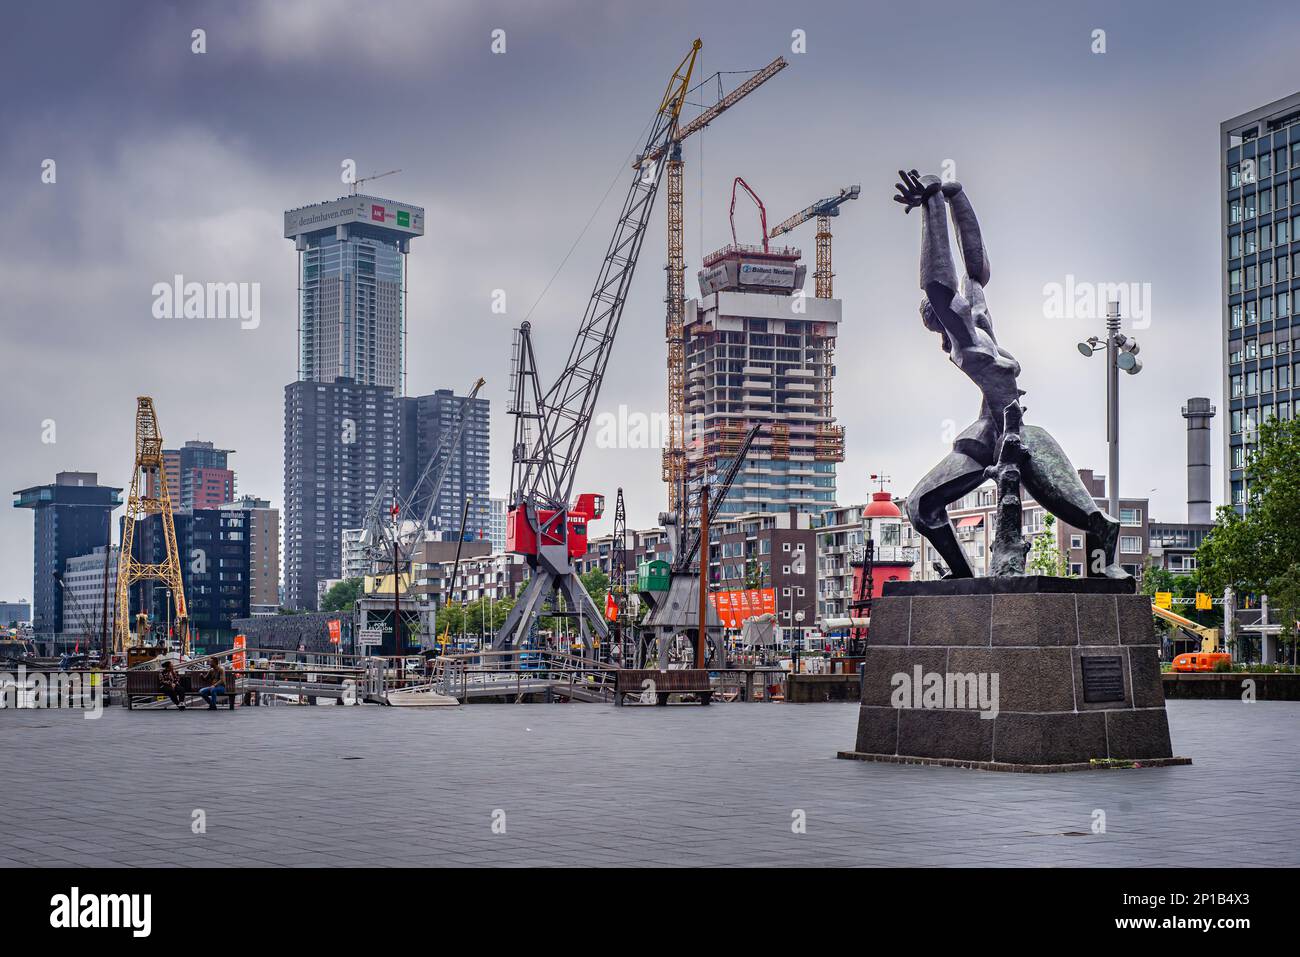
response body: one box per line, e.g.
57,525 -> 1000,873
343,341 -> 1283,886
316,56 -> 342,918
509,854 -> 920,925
637,49 -> 789,514
768,185 -> 861,299
114,397 -> 189,654
767,185 -> 860,461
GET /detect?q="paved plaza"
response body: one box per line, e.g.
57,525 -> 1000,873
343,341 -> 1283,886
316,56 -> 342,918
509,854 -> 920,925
1,700 -> 1295,867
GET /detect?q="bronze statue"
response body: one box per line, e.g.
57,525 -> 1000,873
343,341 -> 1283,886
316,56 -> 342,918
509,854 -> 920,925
892,169 -> 1125,579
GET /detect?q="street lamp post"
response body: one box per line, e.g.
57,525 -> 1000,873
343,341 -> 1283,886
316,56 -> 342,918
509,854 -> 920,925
1078,301 -> 1143,524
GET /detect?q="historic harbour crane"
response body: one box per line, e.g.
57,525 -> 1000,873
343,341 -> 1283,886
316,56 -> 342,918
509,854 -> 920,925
359,376 -> 486,589
114,397 -> 189,654
493,40 -> 706,653
639,422 -> 764,668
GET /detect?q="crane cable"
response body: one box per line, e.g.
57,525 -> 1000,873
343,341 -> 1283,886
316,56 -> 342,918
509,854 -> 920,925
520,112 -> 657,327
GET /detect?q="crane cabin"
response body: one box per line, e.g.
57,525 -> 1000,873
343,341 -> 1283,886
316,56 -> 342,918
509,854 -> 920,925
506,493 -> 605,560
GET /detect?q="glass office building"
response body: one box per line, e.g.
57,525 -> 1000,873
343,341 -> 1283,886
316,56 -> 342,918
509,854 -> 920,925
284,195 -> 425,391
282,195 -> 424,608
1221,92 -> 1300,512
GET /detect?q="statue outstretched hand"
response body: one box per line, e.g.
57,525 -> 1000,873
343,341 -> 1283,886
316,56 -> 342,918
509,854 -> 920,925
892,168 -> 938,214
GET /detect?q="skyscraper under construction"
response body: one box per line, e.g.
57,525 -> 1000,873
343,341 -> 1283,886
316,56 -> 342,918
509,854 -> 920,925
685,240 -> 844,517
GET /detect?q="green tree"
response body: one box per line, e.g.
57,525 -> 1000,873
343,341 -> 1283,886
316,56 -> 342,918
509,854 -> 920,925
1198,416 -> 1300,595
320,578 -> 363,613
580,568 -> 610,609
1266,562 -> 1300,663
1141,566 -> 1209,638
1141,567 -> 1199,609
1026,514 -> 1070,577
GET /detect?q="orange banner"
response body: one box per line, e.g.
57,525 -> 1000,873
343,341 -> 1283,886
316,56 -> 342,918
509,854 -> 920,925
709,588 -> 774,628
327,619 -> 341,645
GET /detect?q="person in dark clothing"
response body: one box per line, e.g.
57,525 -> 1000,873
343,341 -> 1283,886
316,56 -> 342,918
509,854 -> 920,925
158,660 -> 186,709
198,659 -> 227,710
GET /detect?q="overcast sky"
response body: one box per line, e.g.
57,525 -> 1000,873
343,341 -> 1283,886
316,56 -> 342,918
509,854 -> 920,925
2,0 -> 1296,600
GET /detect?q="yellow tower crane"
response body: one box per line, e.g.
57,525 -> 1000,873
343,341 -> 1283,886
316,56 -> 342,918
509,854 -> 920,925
767,186 -> 860,462
768,184 -> 861,299
114,397 -> 190,655
636,49 -> 789,514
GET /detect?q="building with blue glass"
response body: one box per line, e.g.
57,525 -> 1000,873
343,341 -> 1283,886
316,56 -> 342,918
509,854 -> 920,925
284,194 -> 424,391
1221,92 -> 1300,512
13,472 -> 121,636
130,508 -> 251,651
282,193 -> 424,609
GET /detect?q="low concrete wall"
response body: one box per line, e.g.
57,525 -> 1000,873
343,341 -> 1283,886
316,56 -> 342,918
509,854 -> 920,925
1162,672 -> 1300,701
787,673 -> 860,703
230,613 -> 337,654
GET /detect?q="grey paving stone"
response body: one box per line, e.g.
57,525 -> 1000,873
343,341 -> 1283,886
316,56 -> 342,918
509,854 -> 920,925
0,701 -> 1295,867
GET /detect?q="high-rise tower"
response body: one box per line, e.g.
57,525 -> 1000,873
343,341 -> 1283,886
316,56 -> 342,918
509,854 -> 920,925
13,472 -> 121,636
282,193 -> 423,609
284,194 -> 425,391
1220,92 -> 1300,512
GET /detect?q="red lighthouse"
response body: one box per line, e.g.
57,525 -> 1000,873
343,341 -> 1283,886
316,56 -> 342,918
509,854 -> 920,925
853,490 -> 916,601
846,482 -> 917,653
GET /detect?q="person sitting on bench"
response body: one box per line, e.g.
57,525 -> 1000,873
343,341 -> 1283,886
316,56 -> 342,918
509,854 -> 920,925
198,659 -> 228,710
158,660 -> 186,710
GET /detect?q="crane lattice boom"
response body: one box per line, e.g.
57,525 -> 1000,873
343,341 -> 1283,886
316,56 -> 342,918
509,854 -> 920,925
675,422 -> 764,573
516,40 -> 701,512
495,40 -> 704,654
655,54 -> 789,516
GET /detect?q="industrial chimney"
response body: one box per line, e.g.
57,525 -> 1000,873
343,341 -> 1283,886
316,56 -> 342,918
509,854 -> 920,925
1181,397 -> 1216,523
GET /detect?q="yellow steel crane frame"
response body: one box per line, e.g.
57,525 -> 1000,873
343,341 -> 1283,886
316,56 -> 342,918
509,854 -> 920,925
641,51 -> 789,514
768,184 -> 861,299
114,397 -> 190,654
768,185 -> 861,461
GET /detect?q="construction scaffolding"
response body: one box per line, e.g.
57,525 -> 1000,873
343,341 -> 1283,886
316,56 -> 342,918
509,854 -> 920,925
652,53 -> 789,515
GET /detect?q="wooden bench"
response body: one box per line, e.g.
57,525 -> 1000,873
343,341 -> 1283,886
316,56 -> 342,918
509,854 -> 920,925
123,671 -> 240,710
613,668 -> 712,706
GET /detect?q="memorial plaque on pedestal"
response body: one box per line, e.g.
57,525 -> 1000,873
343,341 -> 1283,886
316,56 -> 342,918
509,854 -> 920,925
1081,655 -> 1125,703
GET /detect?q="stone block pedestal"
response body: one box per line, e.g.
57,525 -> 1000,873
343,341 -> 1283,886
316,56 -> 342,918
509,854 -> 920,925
837,577 -> 1190,772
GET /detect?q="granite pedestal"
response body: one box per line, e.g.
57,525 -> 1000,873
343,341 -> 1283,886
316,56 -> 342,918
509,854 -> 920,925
837,577 -> 1190,772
